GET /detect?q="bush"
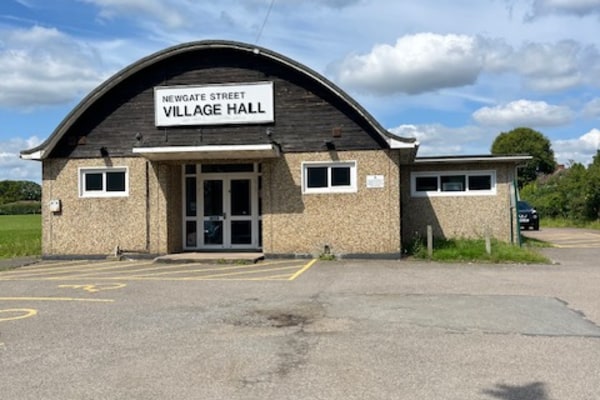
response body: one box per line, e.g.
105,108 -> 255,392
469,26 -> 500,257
0,201 -> 41,215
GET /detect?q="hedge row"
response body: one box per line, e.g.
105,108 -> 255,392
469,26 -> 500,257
0,201 -> 42,215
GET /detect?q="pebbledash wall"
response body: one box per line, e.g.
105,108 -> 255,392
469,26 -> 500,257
401,157 -> 524,246
22,40 -> 527,259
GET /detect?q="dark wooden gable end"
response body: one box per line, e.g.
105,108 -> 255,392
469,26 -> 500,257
48,43 -> 390,159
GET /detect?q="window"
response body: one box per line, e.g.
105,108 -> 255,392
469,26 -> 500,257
80,167 -> 128,197
411,170 -> 496,197
302,161 -> 357,193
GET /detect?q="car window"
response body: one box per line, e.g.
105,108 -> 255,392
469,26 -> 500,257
518,201 -> 532,210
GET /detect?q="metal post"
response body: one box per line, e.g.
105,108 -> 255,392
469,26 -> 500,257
427,225 -> 433,258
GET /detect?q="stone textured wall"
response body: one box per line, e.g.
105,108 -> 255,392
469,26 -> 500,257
401,163 -> 517,246
41,157 -> 167,256
262,150 -> 401,257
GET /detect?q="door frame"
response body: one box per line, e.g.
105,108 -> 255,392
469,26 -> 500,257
182,163 -> 261,251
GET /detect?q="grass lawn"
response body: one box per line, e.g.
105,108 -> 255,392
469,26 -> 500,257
0,214 -> 41,259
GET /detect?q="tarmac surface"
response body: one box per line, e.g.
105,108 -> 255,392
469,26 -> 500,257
0,229 -> 599,399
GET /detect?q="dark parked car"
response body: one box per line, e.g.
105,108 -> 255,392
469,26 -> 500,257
518,201 -> 539,230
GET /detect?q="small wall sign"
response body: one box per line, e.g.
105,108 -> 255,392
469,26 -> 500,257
366,175 -> 384,188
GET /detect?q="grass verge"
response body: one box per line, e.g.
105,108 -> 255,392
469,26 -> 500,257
541,218 -> 600,230
0,214 -> 41,259
410,237 -> 550,264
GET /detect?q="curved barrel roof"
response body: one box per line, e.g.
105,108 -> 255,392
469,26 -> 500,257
21,40 -> 417,160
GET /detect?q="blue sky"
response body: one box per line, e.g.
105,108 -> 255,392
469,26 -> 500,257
2,0 -> 600,183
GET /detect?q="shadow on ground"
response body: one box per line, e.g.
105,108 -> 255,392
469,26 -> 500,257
482,381 -> 549,400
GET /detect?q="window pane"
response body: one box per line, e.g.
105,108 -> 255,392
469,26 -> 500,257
307,167 -> 328,188
468,175 -> 492,190
186,221 -> 197,247
231,179 -> 251,216
203,180 -> 223,216
441,175 -> 465,191
106,172 -> 126,192
201,164 -> 253,173
204,221 -> 223,245
185,177 -> 197,217
185,164 -> 196,175
416,176 -> 438,191
85,173 -> 103,191
231,221 -> 252,245
331,167 -> 350,186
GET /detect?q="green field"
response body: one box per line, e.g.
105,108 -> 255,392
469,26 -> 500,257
0,214 -> 41,259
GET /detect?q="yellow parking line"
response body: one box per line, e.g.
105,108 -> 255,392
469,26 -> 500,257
1,261 -> 166,280
61,262 -> 178,278
0,260 -> 139,279
288,259 -> 317,280
130,262 -> 273,278
0,260 -> 314,282
0,309 -> 38,322
0,260 -> 86,275
182,264 -> 302,280
125,259 -> 302,278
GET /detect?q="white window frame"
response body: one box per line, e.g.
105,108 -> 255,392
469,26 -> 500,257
411,170 -> 496,197
79,167 -> 129,198
302,161 -> 357,194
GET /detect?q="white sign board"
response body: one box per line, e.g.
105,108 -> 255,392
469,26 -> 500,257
366,175 -> 385,188
154,82 -> 274,127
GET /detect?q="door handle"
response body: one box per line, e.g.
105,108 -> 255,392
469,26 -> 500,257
222,212 -> 227,220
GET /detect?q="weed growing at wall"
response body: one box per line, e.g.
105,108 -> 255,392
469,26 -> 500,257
408,236 -> 549,264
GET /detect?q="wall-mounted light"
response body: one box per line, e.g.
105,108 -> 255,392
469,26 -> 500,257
324,141 -> 335,151
100,147 -> 109,157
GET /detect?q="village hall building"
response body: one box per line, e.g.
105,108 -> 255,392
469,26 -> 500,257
21,40 -> 528,259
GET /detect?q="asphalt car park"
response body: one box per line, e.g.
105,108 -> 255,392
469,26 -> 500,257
1,240 -> 600,399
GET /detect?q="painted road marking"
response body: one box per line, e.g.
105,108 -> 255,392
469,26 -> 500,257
127,259 -> 303,278
0,260 -> 151,279
289,259 -> 318,280
0,297 -> 114,303
58,283 -> 127,293
0,308 -> 38,322
0,259 -> 318,281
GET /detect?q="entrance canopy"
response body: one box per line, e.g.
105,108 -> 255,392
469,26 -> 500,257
132,144 -> 280,161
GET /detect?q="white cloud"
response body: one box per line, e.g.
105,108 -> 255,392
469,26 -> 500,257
583,98 -> 600,118
332,33 -> 483,95
389,123 -> 600,165
0,26 -> 108,108
472,100 -> 573,127
553,128 -> 600,165
389,124 -> 494,156
332,33 -> 600,96
487,40 -> 599,92
80,0 -> 185,28
0,136 -> 42,182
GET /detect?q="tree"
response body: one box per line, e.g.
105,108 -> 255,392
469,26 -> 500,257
0,180 -> 41,204
491,127 -> 557,187
585,150 -> 600,220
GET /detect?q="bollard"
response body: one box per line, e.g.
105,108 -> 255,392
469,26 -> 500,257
485,227 -> 492,255
427,225 -> 433,258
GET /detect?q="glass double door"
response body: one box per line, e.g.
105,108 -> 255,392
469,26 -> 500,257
185,172 -> 259,250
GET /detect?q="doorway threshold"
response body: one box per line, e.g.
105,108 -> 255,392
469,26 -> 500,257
154,252 -> 264,264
